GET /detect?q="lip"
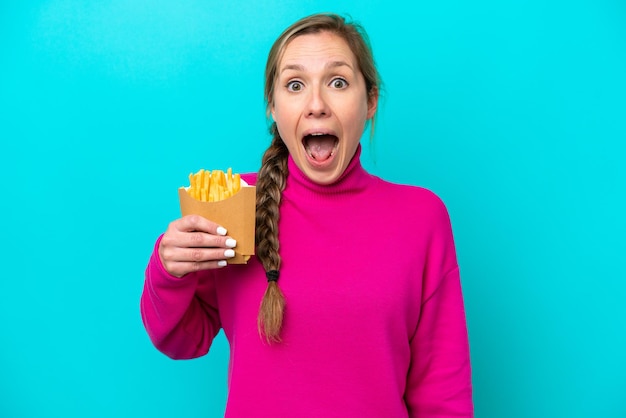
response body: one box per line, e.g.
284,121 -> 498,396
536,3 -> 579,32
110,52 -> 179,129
300,128 -> 339,168
300,128 -> 338,140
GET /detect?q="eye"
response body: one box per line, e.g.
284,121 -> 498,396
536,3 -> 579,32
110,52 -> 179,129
331,78 -> 348,89
287,80 -> 303,92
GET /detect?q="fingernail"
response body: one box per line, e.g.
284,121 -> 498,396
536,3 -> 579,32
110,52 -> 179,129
225,238 -> 237,248
224,249 -> 235,258
217,226 -> 227,236
217,260 -> 227,267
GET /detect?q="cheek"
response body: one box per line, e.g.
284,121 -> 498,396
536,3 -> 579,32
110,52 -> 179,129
275,102 -> 303,138
273,110 -> 300,152
273,101 -> 295,127
345,106 -> 368,137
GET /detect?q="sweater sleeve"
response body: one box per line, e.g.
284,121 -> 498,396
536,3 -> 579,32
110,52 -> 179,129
140,236 -> 222,359
405,198 -> 473,417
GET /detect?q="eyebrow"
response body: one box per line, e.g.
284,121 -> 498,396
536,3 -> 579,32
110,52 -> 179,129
279,60 -> 353,74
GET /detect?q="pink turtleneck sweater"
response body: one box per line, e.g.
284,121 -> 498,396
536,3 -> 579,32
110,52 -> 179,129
141,147 -> 473,417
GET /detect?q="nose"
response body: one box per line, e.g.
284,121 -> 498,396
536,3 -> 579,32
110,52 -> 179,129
306,86 -> 330,118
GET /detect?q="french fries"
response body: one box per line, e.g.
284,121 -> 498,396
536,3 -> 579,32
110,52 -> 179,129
186,168 -> 242,202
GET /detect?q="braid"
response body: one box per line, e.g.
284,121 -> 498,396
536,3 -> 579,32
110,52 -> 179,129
255,123 -> 289,342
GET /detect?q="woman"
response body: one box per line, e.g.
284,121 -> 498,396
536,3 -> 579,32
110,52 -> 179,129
141,13 -> 473,417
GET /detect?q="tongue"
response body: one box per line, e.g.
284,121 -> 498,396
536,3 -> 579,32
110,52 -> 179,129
306,135 -> 336,161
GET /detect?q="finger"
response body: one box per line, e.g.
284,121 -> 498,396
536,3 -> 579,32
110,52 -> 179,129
182,231 -> 237,250
183,247 -> 236,263
161,230 -> 237,251
161,245 -> 236,264
176,214 -> 228,236
165,259 -> 230,278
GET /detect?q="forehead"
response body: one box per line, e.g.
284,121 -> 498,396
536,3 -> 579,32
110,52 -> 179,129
279,31 -> 357,68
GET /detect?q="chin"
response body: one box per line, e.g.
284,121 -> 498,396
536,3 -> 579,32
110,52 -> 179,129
302,165 -> 344,185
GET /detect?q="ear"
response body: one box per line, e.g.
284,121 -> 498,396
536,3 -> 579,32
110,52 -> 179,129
366,87 -> 379,119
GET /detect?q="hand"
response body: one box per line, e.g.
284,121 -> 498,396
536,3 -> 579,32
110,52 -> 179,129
158,215 -> 237,277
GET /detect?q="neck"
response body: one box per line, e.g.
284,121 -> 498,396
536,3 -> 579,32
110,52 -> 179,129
285,144 -> 372,198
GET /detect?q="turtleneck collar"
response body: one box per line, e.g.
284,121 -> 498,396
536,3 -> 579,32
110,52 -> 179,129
285,144 -> 373,197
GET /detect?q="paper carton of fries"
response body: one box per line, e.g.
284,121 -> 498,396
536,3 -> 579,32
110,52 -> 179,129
178,168 -> 255,264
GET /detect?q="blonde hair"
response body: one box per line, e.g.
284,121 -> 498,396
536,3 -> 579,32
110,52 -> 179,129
256,13 -> 381,343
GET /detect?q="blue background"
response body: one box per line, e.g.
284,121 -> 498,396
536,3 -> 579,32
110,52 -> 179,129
1,1 -> 625,417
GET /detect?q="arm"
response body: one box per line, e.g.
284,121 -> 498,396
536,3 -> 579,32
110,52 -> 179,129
140,174 -> 255,358
405,196 -> 473,417
140,236 -> 222,359
406,266 -> 473,417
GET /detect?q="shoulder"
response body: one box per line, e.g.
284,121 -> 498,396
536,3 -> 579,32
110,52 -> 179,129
371,177 -> 458,271
371,176 -> 451,222
241,172 -> 257,185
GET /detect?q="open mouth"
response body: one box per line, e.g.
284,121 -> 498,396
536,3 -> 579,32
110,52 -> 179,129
302,133 -> 338,162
